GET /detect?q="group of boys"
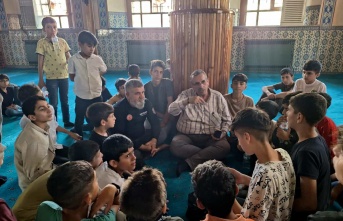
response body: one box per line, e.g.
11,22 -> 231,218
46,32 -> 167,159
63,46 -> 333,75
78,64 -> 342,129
2,15 -> 339,221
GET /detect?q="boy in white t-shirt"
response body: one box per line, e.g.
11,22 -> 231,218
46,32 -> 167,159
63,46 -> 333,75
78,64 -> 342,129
293,60 -> 326,93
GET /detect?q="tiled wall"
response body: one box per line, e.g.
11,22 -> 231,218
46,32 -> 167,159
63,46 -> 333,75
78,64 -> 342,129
304,5 -> 321,26
1,26 -> 343,73
322,0 -> 336,26
108,12 -> 128,28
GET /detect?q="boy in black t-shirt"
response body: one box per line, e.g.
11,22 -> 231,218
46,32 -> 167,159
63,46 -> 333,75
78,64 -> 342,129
87,102 -> 115,150
287,93 -> 331,220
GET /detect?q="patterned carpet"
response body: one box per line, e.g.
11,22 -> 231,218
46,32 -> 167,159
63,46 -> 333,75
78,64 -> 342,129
0,68 -> 342,219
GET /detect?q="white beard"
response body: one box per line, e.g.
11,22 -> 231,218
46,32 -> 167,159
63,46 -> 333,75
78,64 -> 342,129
130,100 -> 145,109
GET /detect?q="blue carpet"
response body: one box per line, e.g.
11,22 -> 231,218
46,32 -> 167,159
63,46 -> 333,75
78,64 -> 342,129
0,68 -> 342,219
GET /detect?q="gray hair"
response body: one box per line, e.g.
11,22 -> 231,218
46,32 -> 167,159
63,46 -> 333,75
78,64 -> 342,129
124,79 -> 143,93
190,69 -> 207,79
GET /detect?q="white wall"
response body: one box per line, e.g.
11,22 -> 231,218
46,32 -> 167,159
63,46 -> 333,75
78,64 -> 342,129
230,0 -> 240,9
107,0 -> 126,12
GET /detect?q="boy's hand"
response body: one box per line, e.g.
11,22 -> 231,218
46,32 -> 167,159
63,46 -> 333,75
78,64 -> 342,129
139,144 -> 152,152
38,80 -> 46,89
276,115 -> 287,127
151,147 -> 159,157
68,132 -> 82,141
276,127 -> 290,141
89,184 -> 117,218
228,167 -> 250,186
145,138 -> 157,150
188,96 -> 205,104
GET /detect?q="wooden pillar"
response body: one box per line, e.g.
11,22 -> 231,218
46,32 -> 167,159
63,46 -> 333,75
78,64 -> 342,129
170,0 -> 233,95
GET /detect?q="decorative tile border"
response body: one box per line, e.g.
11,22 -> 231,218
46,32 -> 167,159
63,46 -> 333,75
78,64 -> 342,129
98,0 -> 108,28
72,0 -> 84,29
108,12 -> 128,28
321,0 -> 336,26
0,0 -> 8,30
304,5 -> 320,26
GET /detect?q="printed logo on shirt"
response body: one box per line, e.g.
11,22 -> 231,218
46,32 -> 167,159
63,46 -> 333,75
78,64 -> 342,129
140,111 -> 147,116
126,114 -> 133,121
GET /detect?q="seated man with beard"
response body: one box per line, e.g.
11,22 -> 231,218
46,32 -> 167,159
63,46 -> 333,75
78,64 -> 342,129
111,79 -> 160,169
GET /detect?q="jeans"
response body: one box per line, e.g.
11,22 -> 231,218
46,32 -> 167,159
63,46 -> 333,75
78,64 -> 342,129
74,96 -> 102,136
46,78 -> 70,123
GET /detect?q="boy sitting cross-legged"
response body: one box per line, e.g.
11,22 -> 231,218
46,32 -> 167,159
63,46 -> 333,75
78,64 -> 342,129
230,108 -> 296,221
96,134 -> 136,189
120,167 -> 183,221
14,96 -> 56,191
287,93 -> 331,220
87,102 -> 116,150
192,160 -> 254,221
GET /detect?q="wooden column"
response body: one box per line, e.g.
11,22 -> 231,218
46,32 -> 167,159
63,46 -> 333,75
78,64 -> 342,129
170,0 -> 233,95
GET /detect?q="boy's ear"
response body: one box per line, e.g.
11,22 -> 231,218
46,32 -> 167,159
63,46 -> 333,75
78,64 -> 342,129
100,119 -> 106,126
296,112 -> 304,124
28,114 -> 36,121
196,198 -> 206,210
78,42 -> 83,48
243,132 -> 251,143
84,192 -> 93,206
316,73 -> 321,78
108,159 -> 118,168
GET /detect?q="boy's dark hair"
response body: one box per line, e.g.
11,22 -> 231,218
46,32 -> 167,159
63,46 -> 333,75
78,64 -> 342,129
17,84 -> 41,103
232,73 -> 248,83
0,74 -> 9,81
120,167 -> 167,221
303,60 -> 322,73
102,134 -> 133,162
22,95 -> 46,117
115,78 -> 127,91
150,60 -> 166,71
192,160 -> 236,218
128,64 -> 140,77
282,91 -> 303,106
47,161 -> 95,209
318,92 -> 332,109
68,140 -> 100,163
280,67 -> 293,76
78,30 -> 98,46
289,93 -> 327,126
86,102 -> 114,127
256,100 -> 279,120
41,17 -> 56,27
231,107 -> 271,141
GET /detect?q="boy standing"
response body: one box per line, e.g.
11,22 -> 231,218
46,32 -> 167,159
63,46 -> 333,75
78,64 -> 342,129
14,96 -> 55,191
87,102 -> 116,150
96,134 -> 136,189
0,74 -> 23,117
230,108 -> 296,221
293,60 -> 327,93
192,160 -> 254,221
144,60 -> 174,149
287,93 -> 331,220
224,73 -> 254,119
36,17 -> 73,127
120,167 -> 183,221
68,30 -> 107,137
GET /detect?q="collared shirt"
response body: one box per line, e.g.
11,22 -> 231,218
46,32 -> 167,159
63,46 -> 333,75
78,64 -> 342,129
14,121 -> 55,191
169,88 -> 231,134
68,53 -> 107,99
95,162 -> 125,189
292,79 -> 326,93
36,37 -> 70,79
19,104 -> 62,150
223,93 -> 254,119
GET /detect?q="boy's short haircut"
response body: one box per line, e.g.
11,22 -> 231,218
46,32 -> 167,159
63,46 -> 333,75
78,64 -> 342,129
41,17 -> 56,27
86,102 -> 114,127
231,107 -> 271,141
192,160 -> 236,218
289,93 -> 327,126
256,100 -> 280,120
68,140 -> 100,163
125,79 -> 143,93
47,161 -> 94,209
17,84 -> 41,103
0,74 -> 9,81
22,95 -> 46,117
128,64 -> 140,77
303,59 -> 322,73
120,167 -> 167,221
282,91 -> 303,106
318,92 -> 332,109
150,60 -> 166,71
115,78 -> 127,91
102,134 -> 133,162
280,67 -> 293,76
78,30 -> 98,46
232,73 -> 248,83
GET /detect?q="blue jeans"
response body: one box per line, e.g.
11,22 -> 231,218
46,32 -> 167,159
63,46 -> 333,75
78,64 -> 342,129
46,78 -> 70,123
